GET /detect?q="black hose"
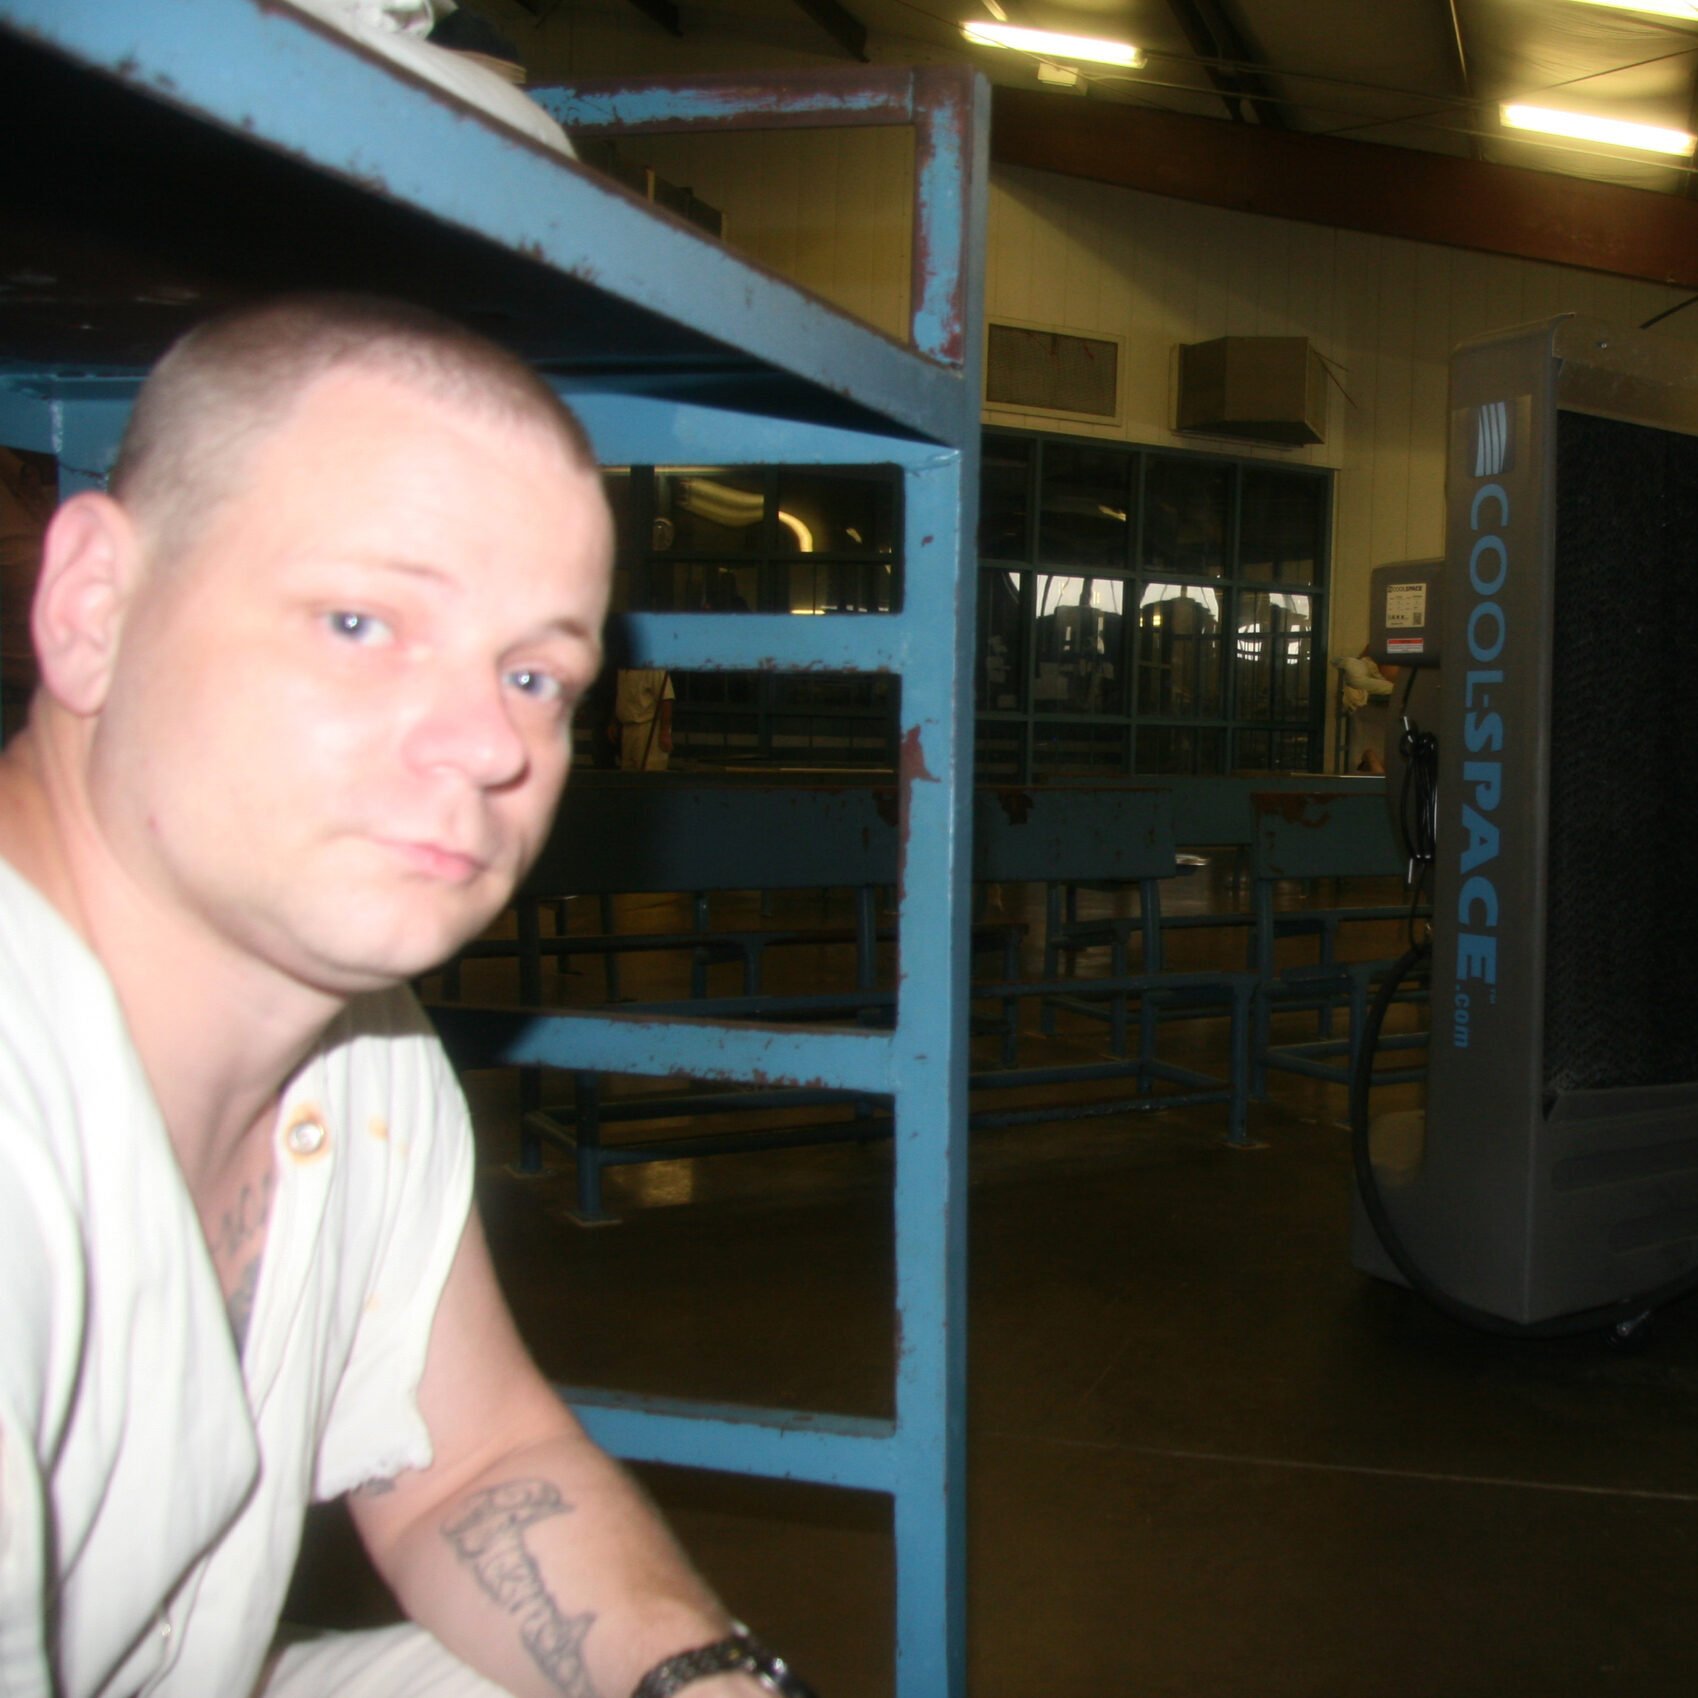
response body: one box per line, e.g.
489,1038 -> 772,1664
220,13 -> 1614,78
1641,293 -> 1698,331
1350,945 -> 1698,1339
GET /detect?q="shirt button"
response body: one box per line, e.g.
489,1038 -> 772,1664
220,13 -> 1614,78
284,1113 -> 329,1158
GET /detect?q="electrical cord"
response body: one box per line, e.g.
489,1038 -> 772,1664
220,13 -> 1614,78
1394,670 -> 1437,950
1351,946 -> 1698,1340
1640,293 -> 1698,331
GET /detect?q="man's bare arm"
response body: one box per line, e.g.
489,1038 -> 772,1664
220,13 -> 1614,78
348,1211 -> 768,1698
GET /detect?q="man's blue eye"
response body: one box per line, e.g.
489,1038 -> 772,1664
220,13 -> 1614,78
507,668 -> 564,703
327,611 -> 391,645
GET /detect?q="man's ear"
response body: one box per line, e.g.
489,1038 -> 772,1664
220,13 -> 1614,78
32,492 -> 146,716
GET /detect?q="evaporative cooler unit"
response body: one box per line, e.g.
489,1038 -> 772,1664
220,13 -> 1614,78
1354,315 -> 1698,1326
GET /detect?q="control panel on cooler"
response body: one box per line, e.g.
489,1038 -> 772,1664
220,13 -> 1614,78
1366,558 -> 1442,882
1368,558 -> 1443,669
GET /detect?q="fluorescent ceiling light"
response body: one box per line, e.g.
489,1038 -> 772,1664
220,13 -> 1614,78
960,22 -> 1144,68
1563,0 -> 1698,20
1499,101 -> 1696,156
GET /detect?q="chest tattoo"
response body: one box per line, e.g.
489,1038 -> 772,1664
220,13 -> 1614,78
214,1165 -> 275,1350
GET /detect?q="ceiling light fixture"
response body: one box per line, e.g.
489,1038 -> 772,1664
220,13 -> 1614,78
979,0 -> 1009,19
1036,61 -> 1082,88
960,22 -> 1145,68
1563,0 -> 1698,21
1500,101 -> 1697,156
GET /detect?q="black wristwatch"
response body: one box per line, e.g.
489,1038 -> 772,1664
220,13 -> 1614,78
630,1625 -> 817,1698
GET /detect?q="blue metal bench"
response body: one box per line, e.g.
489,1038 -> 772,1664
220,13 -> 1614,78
1247,789 -> 1430,1096
429,781 -> 1258,1219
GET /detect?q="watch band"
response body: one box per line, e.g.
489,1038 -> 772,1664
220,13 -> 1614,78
630,1626 -> 817,1698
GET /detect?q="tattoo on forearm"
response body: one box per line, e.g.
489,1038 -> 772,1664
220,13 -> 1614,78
443,1480 -> 598,1698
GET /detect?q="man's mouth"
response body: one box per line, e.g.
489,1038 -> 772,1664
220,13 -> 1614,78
379,839 -> 490,883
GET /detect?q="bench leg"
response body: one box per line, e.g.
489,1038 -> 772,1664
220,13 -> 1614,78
567,1070 -> 615,1225
1315,915 -> 1342,1039
856,885 -> 878,994
1108,937 -> 1129,1059
599,893 -> 621,1001
1250,984 -> 1271,1100
1001,927 -> 1020,1067
1225,982 -> 1257,1148
691,892 -> 712,1000
1040,883 -> 1063,1035
1138,983 -> 1159,1095
513,1084 -> 545,1173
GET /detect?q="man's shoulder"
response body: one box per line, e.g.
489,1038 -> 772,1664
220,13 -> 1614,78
0,856 -> 177,1308
0,853 -> 124,1080
0,848 -> 91,972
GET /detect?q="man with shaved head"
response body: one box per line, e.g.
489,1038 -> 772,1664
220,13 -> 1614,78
0,296 -> 809,1698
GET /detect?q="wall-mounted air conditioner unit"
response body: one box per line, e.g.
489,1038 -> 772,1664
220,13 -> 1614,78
984,319 -> 1125,428
1175,335 -> 1327,447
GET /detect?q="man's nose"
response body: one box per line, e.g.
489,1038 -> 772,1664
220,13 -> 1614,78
406,667 -> 528,788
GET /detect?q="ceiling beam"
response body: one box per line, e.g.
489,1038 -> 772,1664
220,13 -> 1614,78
1164,0 -> 1288,129
788,0 -> 869,62
622,0 -> 682,37
992,87 -> 1698,288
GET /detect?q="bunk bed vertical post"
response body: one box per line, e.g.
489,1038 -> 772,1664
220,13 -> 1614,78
887,66 -> 988,1698
890,454 -> 979,1698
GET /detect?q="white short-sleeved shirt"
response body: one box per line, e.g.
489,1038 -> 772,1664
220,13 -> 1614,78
0,857 -> 474,1698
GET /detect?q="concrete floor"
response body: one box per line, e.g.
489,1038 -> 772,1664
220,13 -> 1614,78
288,875 -> 1698,1696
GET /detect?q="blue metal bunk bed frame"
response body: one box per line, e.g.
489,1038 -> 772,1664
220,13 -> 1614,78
0,6 -> 986,1693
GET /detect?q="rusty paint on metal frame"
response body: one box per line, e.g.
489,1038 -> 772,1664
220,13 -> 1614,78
1254,790 -> 1338,828
535,68 -> 920,135
908,67 -> 974,371
536,62 -> 977,377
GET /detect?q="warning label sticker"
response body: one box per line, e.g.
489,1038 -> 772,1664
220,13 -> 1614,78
1386,635 -> 1425,653
1385,583 -> 1427,629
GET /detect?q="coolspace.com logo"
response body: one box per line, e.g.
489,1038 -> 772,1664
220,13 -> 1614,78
1451,400 -> 1512,1051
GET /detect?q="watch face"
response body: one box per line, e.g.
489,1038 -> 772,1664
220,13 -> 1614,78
749,1652 -> 818,1698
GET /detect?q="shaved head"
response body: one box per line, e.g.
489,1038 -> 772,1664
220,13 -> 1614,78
110,293 -> 595,562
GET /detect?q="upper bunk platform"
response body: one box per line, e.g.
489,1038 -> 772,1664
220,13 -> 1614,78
0,0 -> 983,447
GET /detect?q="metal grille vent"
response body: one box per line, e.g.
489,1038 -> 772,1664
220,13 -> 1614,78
1545,408 -> 1698,1094
986,323 -> 1119,419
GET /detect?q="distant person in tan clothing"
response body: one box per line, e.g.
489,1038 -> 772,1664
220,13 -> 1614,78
610,667 -> 674,771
